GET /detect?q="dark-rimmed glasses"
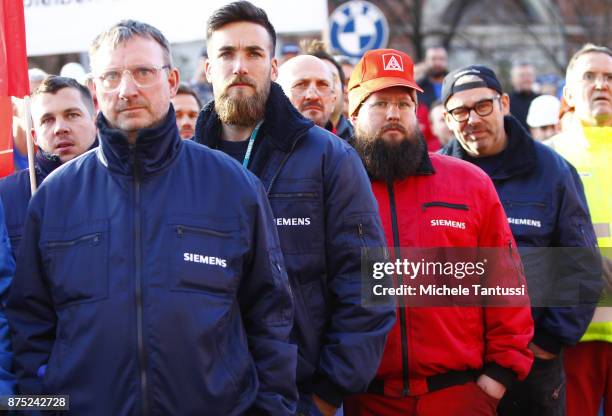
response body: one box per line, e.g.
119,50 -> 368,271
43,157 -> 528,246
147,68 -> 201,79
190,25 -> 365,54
446,95 -> 501,122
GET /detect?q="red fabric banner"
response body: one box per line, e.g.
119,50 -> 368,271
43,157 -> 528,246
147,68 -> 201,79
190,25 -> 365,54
1,0 -> 30,177
0,0 -> 30,98
0,96 -> 13,177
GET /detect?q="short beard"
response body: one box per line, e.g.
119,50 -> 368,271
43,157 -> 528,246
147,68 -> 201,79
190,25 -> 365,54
354,125 -> 427,182
427,68 -> 448,79
214,75 -> 270,126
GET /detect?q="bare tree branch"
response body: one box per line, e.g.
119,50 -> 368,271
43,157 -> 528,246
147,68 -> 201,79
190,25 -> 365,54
441,0 -> 474,50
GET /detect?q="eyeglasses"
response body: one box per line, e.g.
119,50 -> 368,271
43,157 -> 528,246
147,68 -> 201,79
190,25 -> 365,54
580,72 -> 612,87
95,64 -> 170,92
368,100 -> 414,113
290,81 -> 334,97
446,95 -> 501,122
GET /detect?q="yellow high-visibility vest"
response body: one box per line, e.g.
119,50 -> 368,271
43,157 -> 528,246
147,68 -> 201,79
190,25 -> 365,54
549,126 -> 612,343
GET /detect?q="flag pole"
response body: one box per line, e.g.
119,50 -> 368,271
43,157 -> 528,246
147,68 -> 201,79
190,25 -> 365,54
23,96 -> 36,194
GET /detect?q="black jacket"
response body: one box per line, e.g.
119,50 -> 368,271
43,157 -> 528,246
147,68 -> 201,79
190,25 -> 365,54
509,90 -> 539,131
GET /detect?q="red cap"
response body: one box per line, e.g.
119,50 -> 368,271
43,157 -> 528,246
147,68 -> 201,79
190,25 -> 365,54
348,49 -> 423,117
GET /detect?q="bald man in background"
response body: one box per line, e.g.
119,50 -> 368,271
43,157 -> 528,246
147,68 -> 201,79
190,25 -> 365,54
277,55 -> 337,129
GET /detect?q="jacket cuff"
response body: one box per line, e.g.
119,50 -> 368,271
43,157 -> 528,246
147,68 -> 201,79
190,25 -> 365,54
532,328 -> 564,354
312,374 -> 345,408
482,362 -> 517,388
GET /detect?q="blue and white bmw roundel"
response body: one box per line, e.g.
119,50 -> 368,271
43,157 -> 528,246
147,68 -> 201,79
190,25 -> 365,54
329,1 -> 389,59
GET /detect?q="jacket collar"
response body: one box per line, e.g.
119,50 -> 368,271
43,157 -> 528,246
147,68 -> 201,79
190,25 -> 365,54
440,115 -> 536,180
35,150 -> 62,181
326,115 -> 354,143
95,106 -> 181,177
34,138 -> 99,183
194,82 -> 313,154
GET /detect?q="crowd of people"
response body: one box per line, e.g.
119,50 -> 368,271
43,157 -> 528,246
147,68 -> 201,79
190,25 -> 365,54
0,1 -> 610,415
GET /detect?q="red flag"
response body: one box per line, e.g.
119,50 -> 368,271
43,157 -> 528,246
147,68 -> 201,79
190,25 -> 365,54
0,96 -> 13,177
0,0 -> 30,97
1,0 -> 29,177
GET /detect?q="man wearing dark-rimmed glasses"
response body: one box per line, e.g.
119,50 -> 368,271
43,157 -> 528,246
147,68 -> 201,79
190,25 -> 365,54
439,65 -> 602,416
7,19 -> 297,415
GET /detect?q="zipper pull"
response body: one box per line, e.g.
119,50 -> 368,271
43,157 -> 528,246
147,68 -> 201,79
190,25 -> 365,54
176,225 -> 183,238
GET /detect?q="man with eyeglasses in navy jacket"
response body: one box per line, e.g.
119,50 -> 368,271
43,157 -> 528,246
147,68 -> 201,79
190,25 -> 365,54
7,19 -> 296,416
439,64 -> 602,416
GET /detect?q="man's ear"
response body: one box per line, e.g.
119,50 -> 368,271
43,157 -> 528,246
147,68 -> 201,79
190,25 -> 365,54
204,58 -> 212,83
31,128 -> 38,146
168,67 -> 180,98
270,57 -> 279,81
350,110 -> 358,125
500,93 -> 511,115
443,110 -> 454,128
562,85 -> 575,109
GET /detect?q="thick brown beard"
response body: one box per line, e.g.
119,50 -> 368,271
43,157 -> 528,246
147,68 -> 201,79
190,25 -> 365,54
354,125 -> 427,182
214,76 -> 270,126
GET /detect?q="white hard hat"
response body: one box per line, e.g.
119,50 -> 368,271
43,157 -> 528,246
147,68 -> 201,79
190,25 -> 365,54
60,62 -> 87,81
28,68 -> 47,82
526,95 -> 561,128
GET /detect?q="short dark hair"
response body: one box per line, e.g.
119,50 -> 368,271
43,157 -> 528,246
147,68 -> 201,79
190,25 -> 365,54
206,1 -> 276,54
32,75 -> 95,116
566,43 -> 612,80
176,83 -> 202,108
301,40 -> 345,87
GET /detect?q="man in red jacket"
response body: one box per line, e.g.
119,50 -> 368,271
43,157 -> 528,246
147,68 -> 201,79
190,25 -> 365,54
343,48 -> 534,415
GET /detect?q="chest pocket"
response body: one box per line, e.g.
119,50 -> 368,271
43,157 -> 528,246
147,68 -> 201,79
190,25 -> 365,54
421,200 -> 477,246
268,185 -> 323,255
168,216 -> 243,295
42,220 -> 109,309
502,199 -> 553,246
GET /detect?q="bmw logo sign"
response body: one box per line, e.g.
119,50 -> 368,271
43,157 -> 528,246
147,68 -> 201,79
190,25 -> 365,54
329,1 -> 389,58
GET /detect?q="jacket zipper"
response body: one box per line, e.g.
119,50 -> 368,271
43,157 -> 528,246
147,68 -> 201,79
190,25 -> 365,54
133,150 -> 150,416
422,201 -> 469,211
578,224 -> 590,247
268,192 -> 318,199
266,136 -> 301,196
505,200 -> 547,209
46,232 -> 100,249
387,182 -> 409,396
508,240 -> 522,285
175,225 -> 231,239
357,223 -> 366,247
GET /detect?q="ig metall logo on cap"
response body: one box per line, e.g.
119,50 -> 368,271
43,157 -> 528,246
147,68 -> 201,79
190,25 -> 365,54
329,0 -> 389,59
382,53 -> 404,72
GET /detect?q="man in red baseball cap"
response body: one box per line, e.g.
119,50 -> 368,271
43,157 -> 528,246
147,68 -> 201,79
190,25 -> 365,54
343,48 -> 534,415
